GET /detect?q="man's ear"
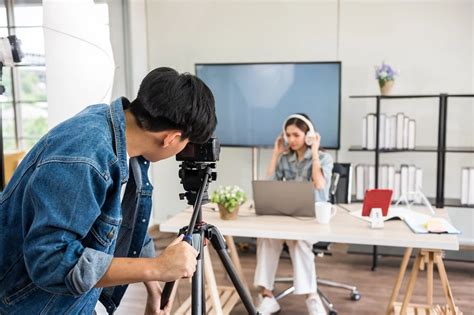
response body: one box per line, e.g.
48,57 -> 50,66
163,131 -> 183,148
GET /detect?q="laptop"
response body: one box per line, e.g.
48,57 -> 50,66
252,180 -> 316,217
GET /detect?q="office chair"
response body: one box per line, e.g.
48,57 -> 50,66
274,163 -> 361,315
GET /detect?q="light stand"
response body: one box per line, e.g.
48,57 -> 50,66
159,161 -> 258,314
0,69 -> 5,190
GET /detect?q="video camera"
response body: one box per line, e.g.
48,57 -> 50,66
176,137 -> 220,205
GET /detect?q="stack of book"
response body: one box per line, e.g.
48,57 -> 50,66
355,164 -> 423,203
461,167 -> 474,205
362,112 -> 416,150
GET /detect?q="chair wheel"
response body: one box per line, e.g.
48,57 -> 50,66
329,311 -> 338,315
350,291 -> 361,301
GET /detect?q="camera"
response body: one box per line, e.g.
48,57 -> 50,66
176,137 -> 220,162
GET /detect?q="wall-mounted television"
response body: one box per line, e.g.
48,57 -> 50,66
195,62 -> 341,149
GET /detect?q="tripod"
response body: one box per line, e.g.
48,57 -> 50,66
160,163 -> 258,314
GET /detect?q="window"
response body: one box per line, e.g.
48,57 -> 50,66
1,0 -> 47,152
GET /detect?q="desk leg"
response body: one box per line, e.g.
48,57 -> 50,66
387,249 -> 461,315
400,250 -> 423,314
386,248 -> 413,315
427,251 -> 434,306
434,252 -> 458,314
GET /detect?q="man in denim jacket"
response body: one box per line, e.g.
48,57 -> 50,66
0,67 -> 217,314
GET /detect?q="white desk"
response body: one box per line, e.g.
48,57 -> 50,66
160,202 -> 461,315
161,203 -> 459,251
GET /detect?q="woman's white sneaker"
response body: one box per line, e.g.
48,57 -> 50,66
256,295 -> 281,314
305,294 -> 326,315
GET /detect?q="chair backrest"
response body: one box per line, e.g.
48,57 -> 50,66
4,151 -> 26,185
330,163 -> 352,204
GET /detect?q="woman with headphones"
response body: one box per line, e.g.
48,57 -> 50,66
254,113 -> 333,315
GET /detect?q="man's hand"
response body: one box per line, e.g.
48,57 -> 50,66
95,236 -> 197,289
154,235 -> 198,282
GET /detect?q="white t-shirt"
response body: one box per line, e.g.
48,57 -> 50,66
120,154 -> 130,202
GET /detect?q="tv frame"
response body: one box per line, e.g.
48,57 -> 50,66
195,61 -> 342,150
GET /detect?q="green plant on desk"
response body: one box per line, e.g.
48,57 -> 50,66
211,185 -> 247,220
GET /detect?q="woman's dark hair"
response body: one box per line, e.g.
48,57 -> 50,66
129,67 -> 217,143
284,113 -> 312,134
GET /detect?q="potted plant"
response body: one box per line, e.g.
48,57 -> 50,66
210,185 -> 247,220
375,62 -> 398,95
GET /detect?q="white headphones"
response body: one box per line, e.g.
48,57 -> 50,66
282,114 -> 316,146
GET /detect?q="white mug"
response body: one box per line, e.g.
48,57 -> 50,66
315,202 -> 337,224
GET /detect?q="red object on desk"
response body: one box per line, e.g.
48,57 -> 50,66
362,189 -> 393,216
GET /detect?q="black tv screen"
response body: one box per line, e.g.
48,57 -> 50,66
195,62 -> 341,149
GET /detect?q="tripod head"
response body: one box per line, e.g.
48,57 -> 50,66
178,161 -> 217,205
176,137 -> 219,205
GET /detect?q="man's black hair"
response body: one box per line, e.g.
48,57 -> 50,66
130,67 -> 217,143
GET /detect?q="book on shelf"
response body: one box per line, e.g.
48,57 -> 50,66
400,164 -> 409,199
366,114 -> 376,150
408,119 -> 416,150
389,115 -> 397,149
388,165 -> 395,190
354,164 -> 423,203
468,168 -> 474,205
461,167 -> 469,205
393,172 -> 401,201
380,164 -> 388,189
368,165 -> 375,190
362,116 -> 367,149
396,113 -> 404,149
408,165 -> 417,201
361,112 -> 416,151
403,116 -> 409,149
384,115 -> 391,150
379,113 -> 386,149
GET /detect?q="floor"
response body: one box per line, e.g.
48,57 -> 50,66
95,232 -> 474,315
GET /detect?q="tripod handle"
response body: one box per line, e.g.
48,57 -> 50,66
160,235 -> 193,310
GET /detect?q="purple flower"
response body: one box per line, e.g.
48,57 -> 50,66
375,62 -> 398,82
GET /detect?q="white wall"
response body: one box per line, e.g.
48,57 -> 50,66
142,0 -> 473,225
336,0 -> 474,200
145,0 -> 340,223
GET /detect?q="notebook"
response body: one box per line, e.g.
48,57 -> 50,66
361,189 -> 393,216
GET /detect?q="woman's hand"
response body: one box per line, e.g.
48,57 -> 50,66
273,133 -> 286,156
309,132 -> 321,156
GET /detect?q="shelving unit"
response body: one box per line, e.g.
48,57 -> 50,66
350,93 -> 474,270
350,93 -> 474,209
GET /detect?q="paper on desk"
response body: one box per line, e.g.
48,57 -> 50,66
349,206 -> 416,222
349,207 -> 461,234
404,216 -> 461,234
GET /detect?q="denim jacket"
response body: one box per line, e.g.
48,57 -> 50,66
0,98 -> 155,314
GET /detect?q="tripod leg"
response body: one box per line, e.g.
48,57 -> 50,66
191,231 -> 205,315
206,225 -> 258,314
